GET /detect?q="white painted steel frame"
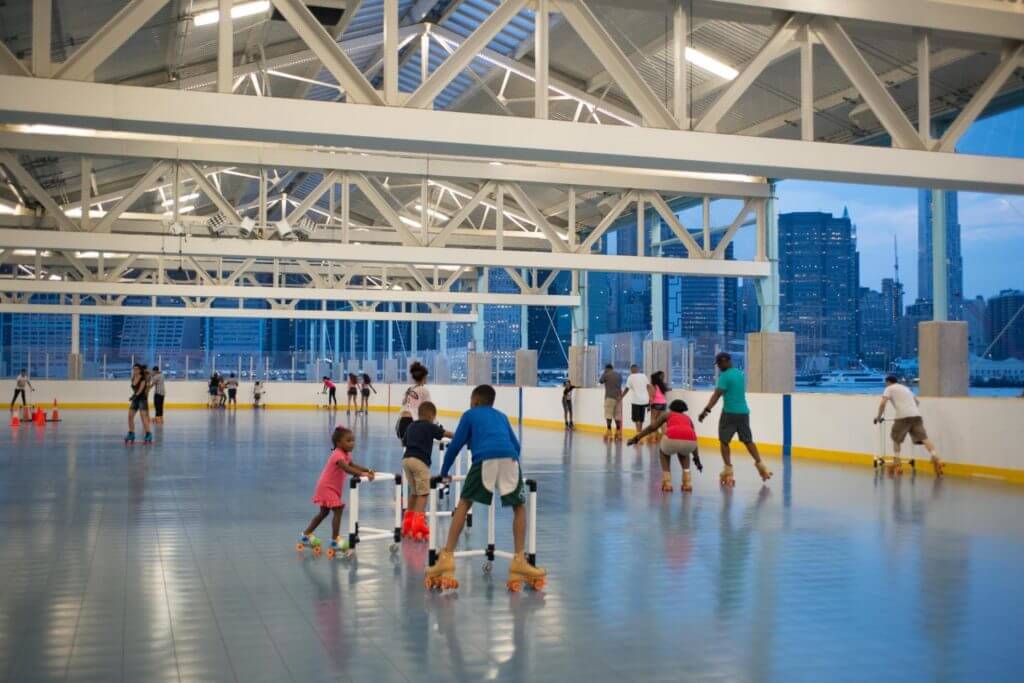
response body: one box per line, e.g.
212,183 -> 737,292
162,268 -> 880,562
0,303 -> 477,322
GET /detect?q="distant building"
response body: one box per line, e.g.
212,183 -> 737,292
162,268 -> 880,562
528,271 -> 572,370
736,279 -> 761,335
962,296 -> 989,355
858,287 -> 895,370
483,268 -> 523,379
881,277 -> 904,328
918,190 -> 963,320
987,289 -> 1024,360
898,299 -> 933,358
779,209 -> 861,368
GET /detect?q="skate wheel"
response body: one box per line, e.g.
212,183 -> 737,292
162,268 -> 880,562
295,543 -> 305,552
312,546 -> 321,557
531,578 -> 546,591
507,580 -> 522,593
389,543 -> 399,554
483,561 -> 493,574
326,548 -> 336,559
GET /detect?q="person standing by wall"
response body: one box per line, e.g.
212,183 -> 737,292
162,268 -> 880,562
874,375 -> 944,477
699,352 -> 772,487
621,364 -> 651,442
150,366 -> 166,424
599,364 -> 623,441
9,368 -> 33,412
226,373 -> 239,408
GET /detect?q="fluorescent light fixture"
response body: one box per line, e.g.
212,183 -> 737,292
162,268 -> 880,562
0,203 -> 18,214
13,249 -> 37,255
413,204 -> 450,222
65,207 -> 107,218
163,205 -> 196,217
73,251 -> 127,259
194,1 -> 270,27
685,47 -> 738,81
161,193 -> 199,207
16,124 -> 98,137
168,221 -> 186,236
49,274 -> 62,281
399,215 -> 422,229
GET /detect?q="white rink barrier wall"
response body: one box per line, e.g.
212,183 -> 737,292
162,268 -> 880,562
3,380 -> 1023,483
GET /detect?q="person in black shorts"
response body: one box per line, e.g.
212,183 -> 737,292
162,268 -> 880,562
396,362 -> 430,439
346,373 -> 358,412
561,378 -> 575,430
359,373 -> 376,414
126,363 -> 152,444
226,373 -> 239,408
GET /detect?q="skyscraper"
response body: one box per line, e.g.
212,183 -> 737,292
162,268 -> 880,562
918,190 -> 963,320
858,287 -> 895,369
986,289 -> 1024,360
779,209 -> 861,368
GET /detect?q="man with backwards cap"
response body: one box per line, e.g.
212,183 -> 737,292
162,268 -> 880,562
699,352 -> 773,487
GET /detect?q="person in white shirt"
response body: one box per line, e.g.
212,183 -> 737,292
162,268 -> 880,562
874,375 -> 943,477
10,369 -> 33,411
621,364 -> 651,439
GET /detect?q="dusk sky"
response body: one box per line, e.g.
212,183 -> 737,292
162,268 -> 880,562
681,105 -> 1024,303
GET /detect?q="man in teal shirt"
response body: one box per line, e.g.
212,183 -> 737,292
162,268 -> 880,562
699,352 -> 772,487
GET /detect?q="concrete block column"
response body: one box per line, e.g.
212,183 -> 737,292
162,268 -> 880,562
67,354 -> 83,380
466,352 -> 492,386
745,332 -> 795,393
383,358 -> 399,384
918,321 -> 968,396
568,345 -> 599,387
515,349 -> 538,387
433,355 -> 451,385
643,340 -> 671,380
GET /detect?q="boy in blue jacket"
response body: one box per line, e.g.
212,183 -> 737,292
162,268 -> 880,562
425,385 -> 546,592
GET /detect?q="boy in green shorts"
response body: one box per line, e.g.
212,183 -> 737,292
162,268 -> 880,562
425,384 -> 546,592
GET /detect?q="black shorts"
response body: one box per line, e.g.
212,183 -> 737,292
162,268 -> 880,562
719,412 -> 753,444
347,387 -> 357,397
651,403 -> 667,411
361,388 -> 370,398
129,395 -> 148,413
228,388 -> 237,399
154,394 -> 165,416
396,415 -> 413,439
630,403 -> 648,423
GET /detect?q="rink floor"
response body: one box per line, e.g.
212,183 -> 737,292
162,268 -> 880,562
1,409 -> 1022,683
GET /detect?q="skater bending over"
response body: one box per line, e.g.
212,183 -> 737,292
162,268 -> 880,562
322,376 -> 337,408
561,378 -> 575,430
426,384 -> 546,592
629,399 -> 703,492
874,376 -> 943,477
400,401 -> 453,540
126,363 -> 153,444
298,426 -> 376,555
698,352 -> 771,487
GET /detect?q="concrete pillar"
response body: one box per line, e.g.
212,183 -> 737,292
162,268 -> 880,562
755,189 -> 781,333
472,268 -> 488,352
434,355 -> 451,384
643,340 -> 671,380
366,320 -> 375,362
571,271 -> 588,346
745,332 -> 795,393
515,349 -> 538,387
466,352 -> 492,386
68,311 -> 82,379
568,345 -> 600,387
411,319 -> 418,354
931,190 -> 949,322
383,358 -> 399,383
918,321 -> 967,396
439,322 -> 448,354
362,359 -> 378,382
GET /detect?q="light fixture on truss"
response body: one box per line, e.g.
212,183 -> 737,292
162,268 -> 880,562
293,217 -> 316,240
238,216 -> 256,237
275,219 -> 295,240
206,212 -> 228,236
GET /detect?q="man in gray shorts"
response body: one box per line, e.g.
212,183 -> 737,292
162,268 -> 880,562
599,364 -> 622,440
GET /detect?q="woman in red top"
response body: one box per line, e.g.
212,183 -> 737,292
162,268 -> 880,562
297,426 -> 375,557
322,376 -> 337,408
628,399 -> 703,493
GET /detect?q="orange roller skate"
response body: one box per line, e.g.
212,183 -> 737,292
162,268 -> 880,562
411,512 -> 430,541
602,429 -> 612,442
885,458 -> 904,477
401,510 -> 414,539
931,456 -> 944,478
719,465 -> 735,488
755,461 -> 773,482
681,469 -> 693,493
661,472 -> 674,492
425,550 -> 459,591
507,553 -> 546,593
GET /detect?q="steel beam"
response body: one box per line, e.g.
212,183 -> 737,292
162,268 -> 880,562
53,0 -> 171,80
0,42 -> 30,77
704,0 -> 1024,42
0,150 -> 77,231
0,228 -> 770,277
32,0 -> 52,78
0,301 -> 478,322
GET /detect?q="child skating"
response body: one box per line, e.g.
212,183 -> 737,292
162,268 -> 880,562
297,426 -> 376,558
345,373 -> 358,412
322,376 -> 337,409
561,378 -> 575,430
126,363 -> 153,445
400,401 -> 452,540
425,384 -> 546,593
359,373 -> 376,414
628,399 -> 703,492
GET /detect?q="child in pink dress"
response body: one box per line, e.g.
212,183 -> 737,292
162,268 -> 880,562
298,426 -> 375,555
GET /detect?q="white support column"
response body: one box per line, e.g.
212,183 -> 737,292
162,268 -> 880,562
71,311 -> 80,354
755,186 -> 779,333
80,157 -> 92,231
69,310 -> 82,379
650,216 -> 663,342
496,184 -> 504,250
420,32 -> 430,87
800,28 -> 814,142
636,196 -> 645,257
917,30 -> 930,143
931,189 -> 948,321
534,0 -> 550,120
367,317 -> 376,361
340,174 -> 350,243
702,196 -> 711,253
32,0 -> 52,78
258,169 -> 268,228
673,0 -> 690,129
473,268 -> 487,352
520,268 -> 529,349
383,0 -> 399,105
217,0 -> 233,94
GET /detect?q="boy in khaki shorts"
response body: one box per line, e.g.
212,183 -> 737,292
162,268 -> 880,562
425,385 -> 547,592
401,402 -> 452,540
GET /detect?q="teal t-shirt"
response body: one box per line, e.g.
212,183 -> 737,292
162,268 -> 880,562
716,367 -> 749,415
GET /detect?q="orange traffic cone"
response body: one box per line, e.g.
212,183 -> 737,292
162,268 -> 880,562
10,412 -> 20,427
33,406 -> 45,425
50,399 -> 60,422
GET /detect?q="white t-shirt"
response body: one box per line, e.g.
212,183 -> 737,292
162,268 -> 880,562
401,384 -> 431,416
883,383 -> 920,419
624,372 -> 650,405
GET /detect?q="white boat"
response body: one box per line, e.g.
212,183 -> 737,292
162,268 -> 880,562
817,365 -> 888,388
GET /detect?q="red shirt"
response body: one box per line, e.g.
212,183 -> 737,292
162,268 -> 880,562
665,412 -> 696,441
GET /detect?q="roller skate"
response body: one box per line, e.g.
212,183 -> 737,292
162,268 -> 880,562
401,510 -> 414,538
885,458 -> 904,477
425,549 -> 459,591
507,553 -> 546,592
296,533 -> 322,556
614,430 -> 623,442
719,465 -> 735,488
661,472 -> 674,492
326,536 -> 350,560
124,431 -> 135,445
931,456 -> 944,478
143,432 -> 153,445
603,429 -> 612,442
693,453 -> 704,472
681,469 -> 693,493
410,512 -> 430,541
755,460 -> 773,482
